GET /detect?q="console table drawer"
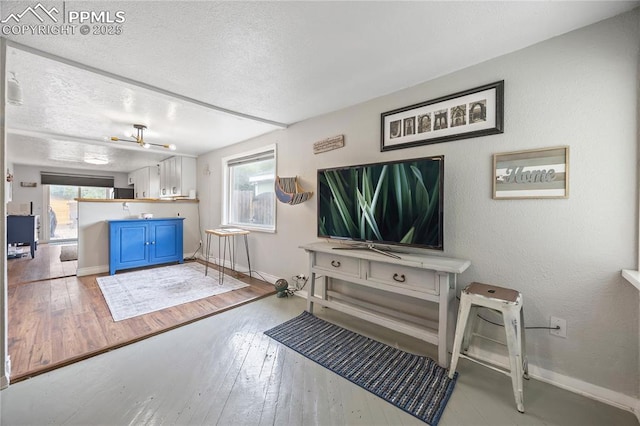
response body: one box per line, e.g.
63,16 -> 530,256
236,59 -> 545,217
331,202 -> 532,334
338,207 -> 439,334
367,262 -> 438,295
315,253 -> 360,278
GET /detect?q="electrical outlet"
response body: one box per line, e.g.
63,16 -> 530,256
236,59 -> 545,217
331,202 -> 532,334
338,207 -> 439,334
550,316 -> 567,338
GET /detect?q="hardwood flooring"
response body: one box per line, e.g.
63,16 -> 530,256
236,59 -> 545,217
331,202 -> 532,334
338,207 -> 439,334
1,296 -> 637,426
7,243 -> 78,285
7,244 -> 275,382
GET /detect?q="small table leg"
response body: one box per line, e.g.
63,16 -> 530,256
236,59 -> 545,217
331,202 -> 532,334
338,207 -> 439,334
243,234 -> 252,278
205,233 -> 212,276
306,272 -> 316,313
219,235 -> 225,284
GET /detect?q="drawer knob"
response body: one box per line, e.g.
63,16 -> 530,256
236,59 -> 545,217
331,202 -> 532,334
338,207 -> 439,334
393,273 -> 406,283
331,260 -> 341,268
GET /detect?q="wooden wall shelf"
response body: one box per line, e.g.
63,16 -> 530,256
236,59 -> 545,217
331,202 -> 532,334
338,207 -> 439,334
275,176 -> 313,205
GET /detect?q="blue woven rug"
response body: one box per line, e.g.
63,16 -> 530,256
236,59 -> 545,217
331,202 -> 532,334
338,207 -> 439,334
264,311 -> 457,425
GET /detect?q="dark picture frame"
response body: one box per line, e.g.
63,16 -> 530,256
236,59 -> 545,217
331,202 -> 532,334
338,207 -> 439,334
381,80 -> 504,151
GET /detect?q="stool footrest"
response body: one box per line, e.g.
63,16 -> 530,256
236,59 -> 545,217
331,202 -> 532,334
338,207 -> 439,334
471,332 -> 507,347
459,353 -> 513,378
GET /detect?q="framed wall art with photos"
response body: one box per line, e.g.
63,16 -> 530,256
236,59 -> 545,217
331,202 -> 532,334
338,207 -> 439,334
380,80 -> 504,151
493,146 -> 569,199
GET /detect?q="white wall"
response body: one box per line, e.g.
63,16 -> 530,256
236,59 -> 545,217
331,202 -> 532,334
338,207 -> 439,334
76,200 -> 201,276
10,164 -> 129,219
5,162 -> 12,203
636,7 -> 640,411
197,9 -> 640,399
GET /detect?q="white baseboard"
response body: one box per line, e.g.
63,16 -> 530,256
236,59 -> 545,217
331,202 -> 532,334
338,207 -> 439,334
466,346 -> 639,415
77,265 -> 109,277
1,355 -> 10,389
196,254 -> 280,285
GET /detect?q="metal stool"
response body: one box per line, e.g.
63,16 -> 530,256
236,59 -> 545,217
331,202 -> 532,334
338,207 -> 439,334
204,228 -> 252,284
448,282 -> 528,413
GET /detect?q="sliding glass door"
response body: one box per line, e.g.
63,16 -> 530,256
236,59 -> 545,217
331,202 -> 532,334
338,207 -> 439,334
46,185 -> 110,242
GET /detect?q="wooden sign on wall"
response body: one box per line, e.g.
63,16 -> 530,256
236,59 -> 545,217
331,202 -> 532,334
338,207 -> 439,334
313,135 -> 344,154
493,146 -> 569,199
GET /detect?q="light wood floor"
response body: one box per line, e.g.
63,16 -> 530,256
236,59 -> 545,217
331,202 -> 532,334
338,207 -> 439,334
1,295 -> 636,426
7,243 -> 275,382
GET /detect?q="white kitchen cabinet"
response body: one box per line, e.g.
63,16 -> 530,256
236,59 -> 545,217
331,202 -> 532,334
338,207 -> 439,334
131,166 -> 160,199
159,156 -> 196,198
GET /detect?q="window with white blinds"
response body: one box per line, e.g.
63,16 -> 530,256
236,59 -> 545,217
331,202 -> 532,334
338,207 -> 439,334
222,145 -> 276,232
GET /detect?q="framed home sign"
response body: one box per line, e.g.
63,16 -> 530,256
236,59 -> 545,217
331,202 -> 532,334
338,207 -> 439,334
493,146 -> 569,199
380,80 -> 504,151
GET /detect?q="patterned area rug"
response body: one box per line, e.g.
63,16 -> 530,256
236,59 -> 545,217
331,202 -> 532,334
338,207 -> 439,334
97,262 -> 249,321
265,311 -> 456,425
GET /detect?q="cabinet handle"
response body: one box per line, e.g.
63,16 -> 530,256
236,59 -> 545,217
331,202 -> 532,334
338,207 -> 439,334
172,186 -> 177,194
393,273 -> 406,283
162,188 -> 166,195
331,260 -> 341,268
151,241 -> 156,245
145,242 -> 150,245
143,191 -> 146,197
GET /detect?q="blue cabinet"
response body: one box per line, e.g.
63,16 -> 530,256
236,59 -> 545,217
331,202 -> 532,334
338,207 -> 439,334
108,218 -> 185,275
7,215 -> 39,258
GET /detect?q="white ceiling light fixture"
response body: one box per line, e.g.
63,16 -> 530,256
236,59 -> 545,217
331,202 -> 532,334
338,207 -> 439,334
110,124 -> 176,151
7,72 -> 23,106
84,154 -> 109,165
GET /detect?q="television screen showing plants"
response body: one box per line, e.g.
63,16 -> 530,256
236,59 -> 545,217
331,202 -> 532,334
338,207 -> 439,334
318,157 -> 443,249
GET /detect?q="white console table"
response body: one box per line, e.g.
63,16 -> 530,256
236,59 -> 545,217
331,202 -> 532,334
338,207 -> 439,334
300,242 -> 470,367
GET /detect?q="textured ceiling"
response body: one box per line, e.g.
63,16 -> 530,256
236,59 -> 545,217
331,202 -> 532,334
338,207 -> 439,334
2,1 -> 638,172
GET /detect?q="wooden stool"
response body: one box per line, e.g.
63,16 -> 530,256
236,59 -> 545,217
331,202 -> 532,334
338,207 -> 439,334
448,282 -> 528,413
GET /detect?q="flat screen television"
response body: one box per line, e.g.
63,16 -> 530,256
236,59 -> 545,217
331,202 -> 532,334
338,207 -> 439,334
317,155 -> 444,251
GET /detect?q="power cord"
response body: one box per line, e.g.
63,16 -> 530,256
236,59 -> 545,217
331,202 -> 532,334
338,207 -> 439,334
194,261 -> 305,298
456,296 -> 560,331
215,267 -> 280,288
218,270 -> 307,297
291,275 -> 309,291
184,240 -> 202,261
477,308 -> 559,331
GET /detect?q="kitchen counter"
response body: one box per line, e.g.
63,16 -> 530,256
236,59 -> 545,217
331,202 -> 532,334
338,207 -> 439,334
76,198 -> 199,203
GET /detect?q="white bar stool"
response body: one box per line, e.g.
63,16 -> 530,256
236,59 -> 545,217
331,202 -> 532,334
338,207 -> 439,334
448,282 -> 528,413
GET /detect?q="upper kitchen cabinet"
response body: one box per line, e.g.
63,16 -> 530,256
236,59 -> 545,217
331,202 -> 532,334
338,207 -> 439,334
130,166 -> 160,199
159,156 -> 196,198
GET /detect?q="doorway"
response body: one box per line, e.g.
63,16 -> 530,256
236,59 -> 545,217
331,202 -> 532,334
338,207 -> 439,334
45,185 -> 110,242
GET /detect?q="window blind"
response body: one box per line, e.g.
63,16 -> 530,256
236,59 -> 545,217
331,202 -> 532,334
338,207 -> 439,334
40,172 -> 114,188
226,150 -> 275,167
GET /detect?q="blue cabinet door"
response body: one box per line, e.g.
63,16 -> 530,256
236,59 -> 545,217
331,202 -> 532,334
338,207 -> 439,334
150,221 -> 183,263
109,221 -> 150,274
118,223 -> 149,263
109,218 -> 185,275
